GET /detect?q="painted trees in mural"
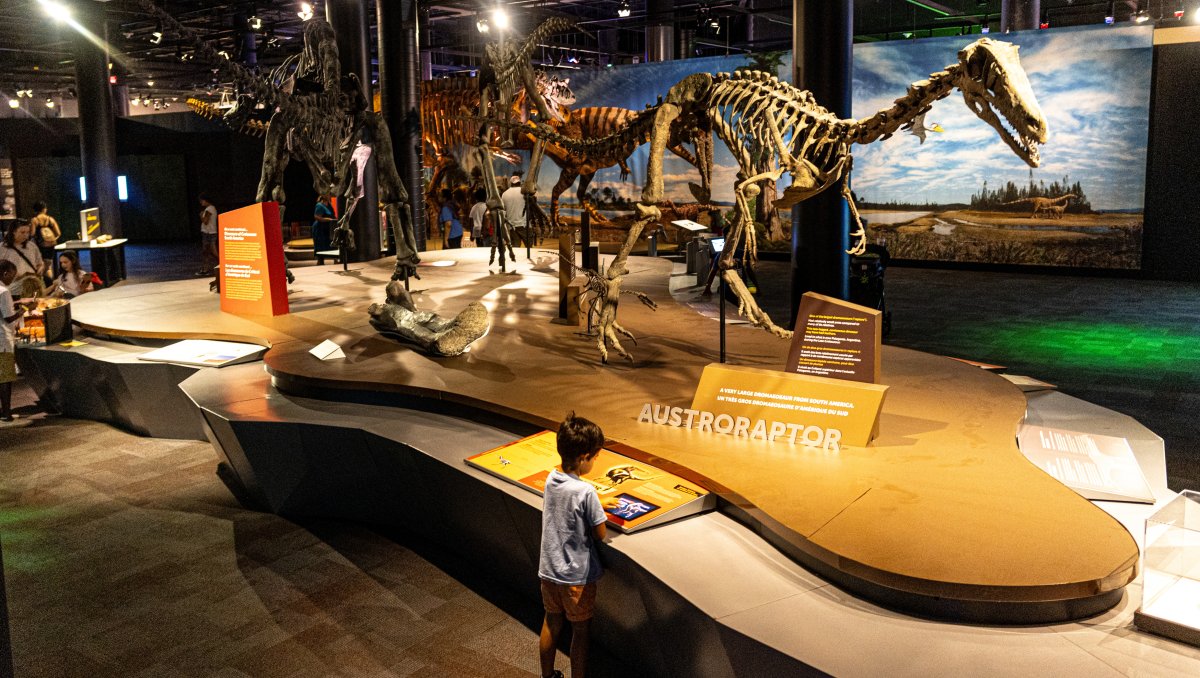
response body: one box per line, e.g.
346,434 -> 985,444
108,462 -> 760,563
518,38 -> 1048,362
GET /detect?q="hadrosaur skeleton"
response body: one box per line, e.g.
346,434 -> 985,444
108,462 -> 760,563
510,38 -> 1048,362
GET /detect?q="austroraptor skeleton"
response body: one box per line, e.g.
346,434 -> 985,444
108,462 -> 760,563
509,38 -> 1048,362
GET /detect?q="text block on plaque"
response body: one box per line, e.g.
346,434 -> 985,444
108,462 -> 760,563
691,363 -> 888,447
219,202 -> 289,317
785,292 -> 881,384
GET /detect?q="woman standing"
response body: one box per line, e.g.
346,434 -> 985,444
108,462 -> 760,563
0,221 -> 45,294
30,201 -> 61,274
53,251 -> 92,298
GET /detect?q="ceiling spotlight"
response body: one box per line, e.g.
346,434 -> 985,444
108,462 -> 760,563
147,80 -> 155,87
249,15 -> 263,31
1133,9 -> 1150,23
36,0 -> 71,22
298,2 -> 314,21
150,31 -> 163,44
476,16 -> 490,33
617,0 -> 631,18
492,8 -> 510,30
45,97 -> 54,108
7,99 -> 18,109
709,16 -> 720,30
217,50 -> 231,60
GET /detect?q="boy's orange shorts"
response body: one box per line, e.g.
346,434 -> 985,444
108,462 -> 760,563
540,579 -> 597,622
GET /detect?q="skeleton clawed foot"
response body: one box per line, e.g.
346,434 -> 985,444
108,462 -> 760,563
722,270 -> 793,340
596,317 -> 637,364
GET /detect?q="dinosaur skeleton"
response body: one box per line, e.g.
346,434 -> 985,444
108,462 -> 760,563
136,1 -> 420,281
472,18 -> 579,269
1002,194 -> 1077,218
504,38 -> 1047,362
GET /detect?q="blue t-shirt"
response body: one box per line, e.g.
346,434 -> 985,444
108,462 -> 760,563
313,202 -> 334,228
440,204 -> 463,239
539,468 -> 606,585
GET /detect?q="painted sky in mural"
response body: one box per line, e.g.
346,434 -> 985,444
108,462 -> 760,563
850,24 -> 1152,211
545,24 -> 1150,216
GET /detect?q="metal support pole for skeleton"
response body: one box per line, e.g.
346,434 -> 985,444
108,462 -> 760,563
719,274 -> 727,364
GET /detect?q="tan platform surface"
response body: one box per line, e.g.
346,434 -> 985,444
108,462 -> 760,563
71,250 -> 1139,609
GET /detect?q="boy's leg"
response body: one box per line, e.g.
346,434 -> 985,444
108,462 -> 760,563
569,619 -> 591,678
539,612 -> 563,678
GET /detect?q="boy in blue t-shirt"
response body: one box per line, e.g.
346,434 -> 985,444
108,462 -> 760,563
538,413 -> 618,678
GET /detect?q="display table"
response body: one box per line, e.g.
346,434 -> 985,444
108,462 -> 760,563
56,238 -> 128,284
67,249 -> 1140,623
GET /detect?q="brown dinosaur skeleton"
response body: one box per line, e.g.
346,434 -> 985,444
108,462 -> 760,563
510,38 -> 1048,362
1002,194 -> 1077,218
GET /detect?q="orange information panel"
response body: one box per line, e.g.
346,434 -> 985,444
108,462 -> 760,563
219,202 -> 289,316
466,431 -> 713,533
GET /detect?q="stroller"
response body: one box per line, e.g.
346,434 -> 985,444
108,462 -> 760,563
849,243 -> 892,337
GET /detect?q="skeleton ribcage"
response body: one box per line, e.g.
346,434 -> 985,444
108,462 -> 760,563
707,73 -> 849,196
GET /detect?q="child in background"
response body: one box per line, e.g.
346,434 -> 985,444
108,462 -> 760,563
538,413 -> 619,678
0,260 -> 26,423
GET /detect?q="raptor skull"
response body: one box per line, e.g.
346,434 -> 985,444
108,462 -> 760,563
956,38 -> 1048,167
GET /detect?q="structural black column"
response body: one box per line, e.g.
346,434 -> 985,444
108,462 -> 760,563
1001,0 -> 1041,32
790,0 -> 851,323
326,0 -> 381,261
378,0 -> 426,252
646,0 -> 675,62
73,0 -> 121,238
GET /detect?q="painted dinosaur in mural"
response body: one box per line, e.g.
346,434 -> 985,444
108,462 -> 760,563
518,105 -> 713,234
1002,193 -> 1077,218
504,38 -> 1048,362
138,1 -> 420,282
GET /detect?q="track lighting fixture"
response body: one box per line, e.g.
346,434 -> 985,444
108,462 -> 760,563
477,16 -> 490,33
298,2 -> 314,22
618,1 -> 631,18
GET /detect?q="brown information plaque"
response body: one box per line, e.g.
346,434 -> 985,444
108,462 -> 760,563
786,292 -> 882,383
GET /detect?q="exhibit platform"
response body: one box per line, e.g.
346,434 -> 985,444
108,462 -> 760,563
66,249 -> 1143,623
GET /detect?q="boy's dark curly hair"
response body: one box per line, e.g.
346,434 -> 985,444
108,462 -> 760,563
557,412 -> 604,465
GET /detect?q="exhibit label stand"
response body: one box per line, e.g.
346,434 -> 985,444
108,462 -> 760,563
218,202 -> 289,317
466,431 -> 714,533
786,291 -> 882,383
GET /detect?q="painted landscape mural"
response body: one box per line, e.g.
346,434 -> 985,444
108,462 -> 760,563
851,24 -> 1152,268
476,23 -> 1150,268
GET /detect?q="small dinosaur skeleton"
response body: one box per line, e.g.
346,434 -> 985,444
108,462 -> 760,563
1002,193 -> 1077,218
504,38 -> 1048,362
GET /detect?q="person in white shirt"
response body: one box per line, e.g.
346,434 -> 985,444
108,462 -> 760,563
500,174 -> 527,241
198,194 -> 218,276
1,260 -> 27,423
468,189 -> 489,246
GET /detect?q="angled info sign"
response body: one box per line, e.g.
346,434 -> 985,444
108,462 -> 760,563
219,202 -> 289,317
786,292 -> 881,384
